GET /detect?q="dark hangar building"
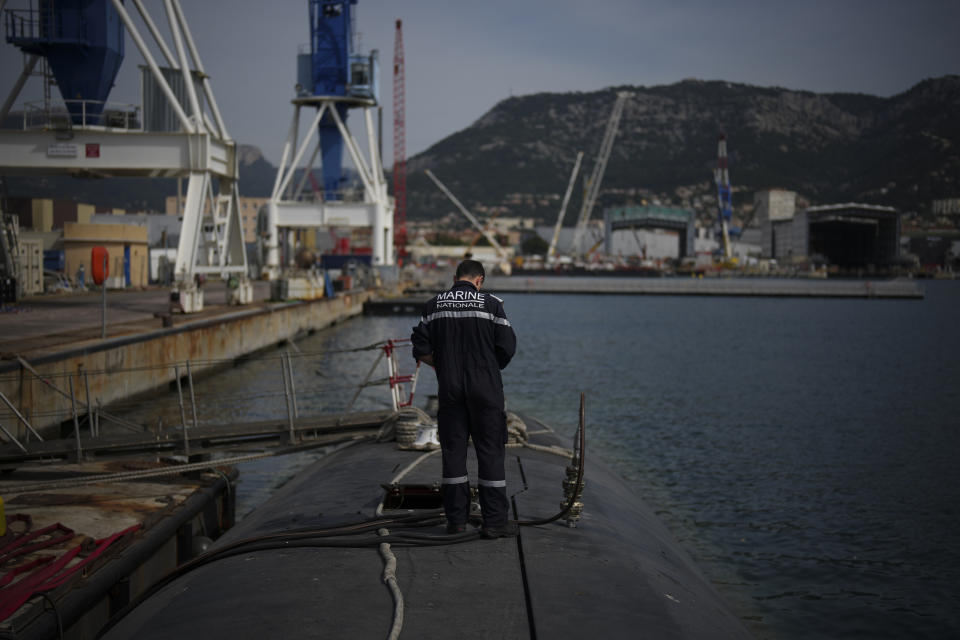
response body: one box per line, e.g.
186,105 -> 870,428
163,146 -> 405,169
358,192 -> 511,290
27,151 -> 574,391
756,191 -> 901,268
801,204 -> 901,267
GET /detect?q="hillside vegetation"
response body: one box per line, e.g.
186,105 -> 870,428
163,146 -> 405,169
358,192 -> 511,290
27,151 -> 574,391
406,75 -> 960,222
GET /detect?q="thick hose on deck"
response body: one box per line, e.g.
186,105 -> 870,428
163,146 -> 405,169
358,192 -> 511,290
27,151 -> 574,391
97,400 -> 585,637
98,451 -> 451,639
94,508 -> 463,639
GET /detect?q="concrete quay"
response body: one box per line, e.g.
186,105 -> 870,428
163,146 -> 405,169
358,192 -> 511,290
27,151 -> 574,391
485,275 -> 925,298
0,283 -> 376,439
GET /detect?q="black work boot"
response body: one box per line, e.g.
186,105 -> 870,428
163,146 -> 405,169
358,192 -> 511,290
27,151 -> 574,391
481,521 -> 519,539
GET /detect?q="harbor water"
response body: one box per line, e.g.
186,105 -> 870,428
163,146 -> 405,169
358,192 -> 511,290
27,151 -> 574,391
117,279 -> 960,639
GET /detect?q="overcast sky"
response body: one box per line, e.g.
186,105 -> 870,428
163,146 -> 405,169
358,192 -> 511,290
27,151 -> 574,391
1,0 -> 958,168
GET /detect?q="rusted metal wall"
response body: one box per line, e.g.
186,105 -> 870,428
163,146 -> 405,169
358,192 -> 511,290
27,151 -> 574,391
0,291 -> 371,440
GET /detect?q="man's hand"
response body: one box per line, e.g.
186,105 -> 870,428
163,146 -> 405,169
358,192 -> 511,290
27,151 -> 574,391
417,353 -> 435,367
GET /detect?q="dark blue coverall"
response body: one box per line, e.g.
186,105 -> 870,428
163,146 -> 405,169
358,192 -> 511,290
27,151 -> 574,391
411,280 -> 517,527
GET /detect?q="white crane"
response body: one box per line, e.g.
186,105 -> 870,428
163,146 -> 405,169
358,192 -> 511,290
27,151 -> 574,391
547,151 -> 584,262
0,0 -> 252,313
424,169 -> 511,275
570,91 -> 630,255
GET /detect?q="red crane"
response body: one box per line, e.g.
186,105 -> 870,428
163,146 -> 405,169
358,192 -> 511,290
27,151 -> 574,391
392,19 -> 408,259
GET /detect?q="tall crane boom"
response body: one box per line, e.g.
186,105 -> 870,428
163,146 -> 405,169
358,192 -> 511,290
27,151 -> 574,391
392,19 -> 407,256
571,91 -> 630,254
714,133 -> 733,260
548,151 -> 584,261
424,170 -> 506,258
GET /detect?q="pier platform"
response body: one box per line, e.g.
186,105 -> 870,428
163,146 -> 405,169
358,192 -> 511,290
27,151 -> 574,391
0,282 -> 271,357
0,283 -> 379,438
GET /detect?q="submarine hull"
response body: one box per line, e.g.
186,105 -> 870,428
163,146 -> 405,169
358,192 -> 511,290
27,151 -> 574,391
104,415 -> 752,639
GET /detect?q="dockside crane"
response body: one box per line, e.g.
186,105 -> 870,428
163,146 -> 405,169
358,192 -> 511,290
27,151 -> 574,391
424,169 -> 511,275
393,19 -> 408,260
570,91 -> 630,256
1,0 -> 252,313
465,210 -> 502,257
714,134 -> 733,261
547,151 -> 584,262
265,0 -> 392,281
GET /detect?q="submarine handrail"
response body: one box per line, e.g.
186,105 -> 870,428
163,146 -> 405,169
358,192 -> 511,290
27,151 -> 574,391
0,340 -> 389,384
0,342 -> 390,423
0,340 -> 409,445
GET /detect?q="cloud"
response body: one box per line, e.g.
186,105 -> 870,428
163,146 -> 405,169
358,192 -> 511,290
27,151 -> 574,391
2,0 -> 957,169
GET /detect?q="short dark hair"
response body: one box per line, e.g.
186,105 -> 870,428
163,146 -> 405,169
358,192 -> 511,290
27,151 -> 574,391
455,259 -> 485,280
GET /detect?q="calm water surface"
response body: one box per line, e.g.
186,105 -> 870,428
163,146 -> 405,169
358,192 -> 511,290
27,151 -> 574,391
121,280 -> 960,639
505,281 -> 960,639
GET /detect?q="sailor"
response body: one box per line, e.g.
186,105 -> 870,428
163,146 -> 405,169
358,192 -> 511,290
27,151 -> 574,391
411,260 -> 518,538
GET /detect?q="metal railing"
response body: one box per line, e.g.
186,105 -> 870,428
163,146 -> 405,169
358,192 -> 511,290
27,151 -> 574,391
4,6 -> 87,44
284,182 -> 369,204
0,338 -> 421,463
22,100 -> 141,131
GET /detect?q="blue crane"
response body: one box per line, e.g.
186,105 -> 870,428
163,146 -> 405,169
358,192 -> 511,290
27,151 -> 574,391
714,133 -> 733,260
301,0 -> 378,201
4,0 -> 124,124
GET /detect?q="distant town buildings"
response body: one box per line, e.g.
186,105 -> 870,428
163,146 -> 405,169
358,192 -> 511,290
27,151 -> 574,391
2,182 -> 955,296
2,197 -> 117,232
931,198 -> 960,217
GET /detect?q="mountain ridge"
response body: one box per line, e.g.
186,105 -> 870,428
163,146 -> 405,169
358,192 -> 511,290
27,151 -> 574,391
404,74 -> 959,222
3,76 -> 957,225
